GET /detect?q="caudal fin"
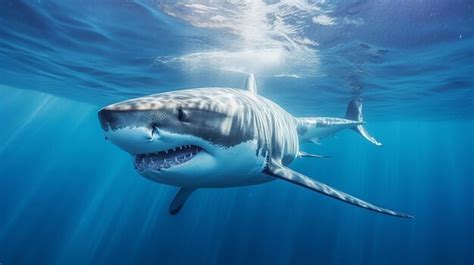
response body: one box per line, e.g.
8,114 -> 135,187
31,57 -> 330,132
345,99 -> 382,146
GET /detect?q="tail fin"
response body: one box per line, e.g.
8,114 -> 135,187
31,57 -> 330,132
345,99 -> 382,146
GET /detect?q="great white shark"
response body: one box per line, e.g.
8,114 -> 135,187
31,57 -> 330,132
98,74 -> 412,218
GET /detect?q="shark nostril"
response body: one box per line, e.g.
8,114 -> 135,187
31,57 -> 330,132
149,124 -> 160,141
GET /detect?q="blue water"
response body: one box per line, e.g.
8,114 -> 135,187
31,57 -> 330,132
1,1 -> 473,264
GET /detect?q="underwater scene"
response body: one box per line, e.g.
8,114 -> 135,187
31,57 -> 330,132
0,1 -> 473,264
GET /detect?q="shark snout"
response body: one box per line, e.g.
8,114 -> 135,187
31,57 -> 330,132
98,107 -> 156,132
98,108 -> 158,154
98,108 -> 115,131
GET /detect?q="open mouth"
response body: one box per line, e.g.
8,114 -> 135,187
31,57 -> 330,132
134,145 -> 203,171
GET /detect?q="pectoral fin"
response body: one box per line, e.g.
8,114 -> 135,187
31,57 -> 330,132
169,187 -> 196,215
263,161 -> 412,218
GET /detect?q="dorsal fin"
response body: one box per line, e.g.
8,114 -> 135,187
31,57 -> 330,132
245,74 -> 257,94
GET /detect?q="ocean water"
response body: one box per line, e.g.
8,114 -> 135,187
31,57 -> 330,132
0,1 -> 473,265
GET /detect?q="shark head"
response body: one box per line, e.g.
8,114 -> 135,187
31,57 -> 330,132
98,88 -> 264,187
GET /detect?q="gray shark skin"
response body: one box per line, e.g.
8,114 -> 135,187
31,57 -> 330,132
98,75 -> 412,218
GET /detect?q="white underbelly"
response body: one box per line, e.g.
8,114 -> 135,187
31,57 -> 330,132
200,172 -> 276,188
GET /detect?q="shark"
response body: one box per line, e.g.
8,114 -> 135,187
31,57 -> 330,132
98,74 -> 412,218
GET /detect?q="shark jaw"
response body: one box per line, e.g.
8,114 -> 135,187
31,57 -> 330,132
101,125 -> 227,186
100,124 -> 270,187
134,144 -> 204,172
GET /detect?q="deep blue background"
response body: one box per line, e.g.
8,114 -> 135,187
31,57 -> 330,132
1,87 -> 473,265
1,0 -> 473,264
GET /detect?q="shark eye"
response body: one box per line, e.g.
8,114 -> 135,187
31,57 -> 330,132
177,108 -> 185,121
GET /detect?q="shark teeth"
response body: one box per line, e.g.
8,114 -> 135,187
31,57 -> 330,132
134,145 -> 203,171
